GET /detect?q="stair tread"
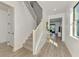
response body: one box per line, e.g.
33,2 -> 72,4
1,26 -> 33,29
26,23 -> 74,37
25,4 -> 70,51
24,43 -> 32,48
23,33 -> 33,51
28,37 -> 32,39
25,39 -> 32,43
26,37 -> 32,40
24,40 -> 32,46
23,42 -> 32,51
29,34 -> 32,37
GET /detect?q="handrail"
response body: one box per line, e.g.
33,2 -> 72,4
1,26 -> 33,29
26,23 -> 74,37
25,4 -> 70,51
35,21 -> 42,31
33,19 -> 46,55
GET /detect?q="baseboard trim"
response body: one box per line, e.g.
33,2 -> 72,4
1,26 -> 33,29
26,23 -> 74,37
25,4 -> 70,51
64,41 -> 72,57
13,44 -> 23,52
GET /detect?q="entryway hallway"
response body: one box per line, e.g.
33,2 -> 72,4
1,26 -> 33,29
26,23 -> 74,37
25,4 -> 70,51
0,1 -> 78,57
0,37 -> 71,57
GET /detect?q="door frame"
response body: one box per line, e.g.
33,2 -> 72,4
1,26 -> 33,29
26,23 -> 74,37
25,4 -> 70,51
48,13 -> 65,41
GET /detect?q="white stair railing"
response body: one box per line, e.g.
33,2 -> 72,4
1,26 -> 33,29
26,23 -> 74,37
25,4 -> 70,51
33,21 -> 43,55
33,19 -> 47,55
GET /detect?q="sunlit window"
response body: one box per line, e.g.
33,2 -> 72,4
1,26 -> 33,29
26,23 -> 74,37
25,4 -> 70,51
73,2 -> 79,36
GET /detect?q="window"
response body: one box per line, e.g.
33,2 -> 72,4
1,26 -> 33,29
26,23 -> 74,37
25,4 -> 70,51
73,2 -> 79,36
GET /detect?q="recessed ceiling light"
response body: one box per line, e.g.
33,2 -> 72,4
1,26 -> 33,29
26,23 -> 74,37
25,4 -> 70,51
53,8 -> 56,11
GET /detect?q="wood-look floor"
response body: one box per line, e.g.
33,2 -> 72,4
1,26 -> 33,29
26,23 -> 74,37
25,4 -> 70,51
0,38 -> 71,57
37,37 -> 72,57
0,42 -> 33,57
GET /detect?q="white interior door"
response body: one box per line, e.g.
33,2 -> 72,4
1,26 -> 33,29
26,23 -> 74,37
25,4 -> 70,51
0,9 -> 8,43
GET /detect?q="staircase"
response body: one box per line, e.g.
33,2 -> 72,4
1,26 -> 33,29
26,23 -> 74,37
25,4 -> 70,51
23,1 -> 44,55
23,33 -> 33,52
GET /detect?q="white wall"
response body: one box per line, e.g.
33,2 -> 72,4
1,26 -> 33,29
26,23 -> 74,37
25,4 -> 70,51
64,2 -> 79,56
3,1 -> 36,51
0,9 -> 8,43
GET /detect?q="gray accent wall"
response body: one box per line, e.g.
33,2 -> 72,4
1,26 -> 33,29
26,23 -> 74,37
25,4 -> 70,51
24,1 -> 42,26
30,1 -> 42,25
24,1 -> 37,21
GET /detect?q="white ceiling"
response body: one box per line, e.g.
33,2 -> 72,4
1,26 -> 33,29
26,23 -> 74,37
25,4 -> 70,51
38,1 -> 73,15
